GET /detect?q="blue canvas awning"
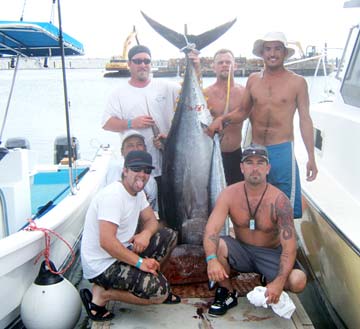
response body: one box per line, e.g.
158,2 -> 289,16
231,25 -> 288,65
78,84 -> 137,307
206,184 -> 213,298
0,21 -> 84,57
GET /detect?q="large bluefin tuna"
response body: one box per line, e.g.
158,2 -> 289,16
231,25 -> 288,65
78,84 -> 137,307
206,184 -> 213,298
142,12 -> 236,245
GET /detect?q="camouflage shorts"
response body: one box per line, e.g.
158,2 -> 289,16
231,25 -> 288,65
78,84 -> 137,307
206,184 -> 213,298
90,227 -> 177,300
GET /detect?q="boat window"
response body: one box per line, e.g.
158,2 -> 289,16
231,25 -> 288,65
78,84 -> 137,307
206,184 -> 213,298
341,28 -> 360,107
314,128 -> 323,152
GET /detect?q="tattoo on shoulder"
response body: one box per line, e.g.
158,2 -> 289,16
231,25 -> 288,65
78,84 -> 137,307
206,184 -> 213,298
208,234 -> 220,248
275,194 -> 294,240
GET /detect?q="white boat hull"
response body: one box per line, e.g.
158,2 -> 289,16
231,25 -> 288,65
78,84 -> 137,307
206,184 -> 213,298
0,147 -> 113,328
296,194 -> 360,329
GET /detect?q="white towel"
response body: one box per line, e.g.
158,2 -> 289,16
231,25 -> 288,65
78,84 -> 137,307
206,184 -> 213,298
246,286 -> 296,319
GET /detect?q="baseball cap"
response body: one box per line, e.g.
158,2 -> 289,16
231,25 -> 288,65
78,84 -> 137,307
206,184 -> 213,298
124,150 -> 155,169
241,144 -> 269,162
121,130 -> 145,149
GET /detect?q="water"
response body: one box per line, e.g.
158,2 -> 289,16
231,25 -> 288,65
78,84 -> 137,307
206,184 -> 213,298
0,67 -> 336,328
0,68 -> 333,162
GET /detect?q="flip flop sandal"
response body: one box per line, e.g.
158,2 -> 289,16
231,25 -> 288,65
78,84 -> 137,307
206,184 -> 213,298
79,288 -> 114,322
163,292 -> 181,304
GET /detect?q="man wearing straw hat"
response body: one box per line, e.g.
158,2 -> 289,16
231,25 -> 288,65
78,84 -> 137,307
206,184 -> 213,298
208,32 -> 318,219
204,49 -> 245,185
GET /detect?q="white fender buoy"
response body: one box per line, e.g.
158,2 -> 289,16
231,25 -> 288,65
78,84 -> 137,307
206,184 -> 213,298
21,260 -> 82,329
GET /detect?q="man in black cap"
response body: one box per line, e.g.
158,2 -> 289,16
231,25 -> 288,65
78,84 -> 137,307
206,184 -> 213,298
80,150 -> 180,322
203,144 -> 306,317
102,44 -> 200,220
105,129 -> 159,213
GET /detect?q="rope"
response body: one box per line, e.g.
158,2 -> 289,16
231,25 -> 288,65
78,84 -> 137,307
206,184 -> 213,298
25,219 -> 76,275
180,34 -> 196,53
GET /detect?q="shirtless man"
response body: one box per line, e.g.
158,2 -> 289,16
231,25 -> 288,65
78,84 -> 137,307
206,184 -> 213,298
203,144 -> 306,316
204,49 -> 245,185
207,32 -> 318,218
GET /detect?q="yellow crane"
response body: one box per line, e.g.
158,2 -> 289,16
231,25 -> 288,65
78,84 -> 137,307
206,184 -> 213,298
105,26 -> 139,75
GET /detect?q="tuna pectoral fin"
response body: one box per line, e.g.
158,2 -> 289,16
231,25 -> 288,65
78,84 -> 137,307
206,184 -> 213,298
181,218 -> 208,245
141,11 -> 237,51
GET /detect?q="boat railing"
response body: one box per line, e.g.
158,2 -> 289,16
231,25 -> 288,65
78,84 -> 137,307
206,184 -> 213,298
285,50 -> 336,100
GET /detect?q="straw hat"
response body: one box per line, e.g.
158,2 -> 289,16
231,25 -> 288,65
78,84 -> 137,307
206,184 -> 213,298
252,32 -> 295,59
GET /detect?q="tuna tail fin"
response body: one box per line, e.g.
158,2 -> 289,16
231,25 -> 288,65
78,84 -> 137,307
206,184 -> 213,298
141,11 -> 237,51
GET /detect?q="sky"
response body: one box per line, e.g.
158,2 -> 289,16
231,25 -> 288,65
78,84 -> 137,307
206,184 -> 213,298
2,0 -> 360,60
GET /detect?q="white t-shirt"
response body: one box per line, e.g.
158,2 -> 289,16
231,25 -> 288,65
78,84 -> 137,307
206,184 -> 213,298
81,181 -> 149,279
102,79 -> 180,177
105,156 -> 158,211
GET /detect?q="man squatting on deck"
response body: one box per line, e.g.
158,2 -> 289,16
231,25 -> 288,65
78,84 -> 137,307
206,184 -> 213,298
105,129 -> 159,212
80,150 -> 180,322
204,144 -> 307,316
208,31 -> 318,218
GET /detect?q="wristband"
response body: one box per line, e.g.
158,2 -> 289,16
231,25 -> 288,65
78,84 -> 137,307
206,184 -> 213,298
127,119 -> 132,129
205,254 -> 217,263
135,257 -> 143,269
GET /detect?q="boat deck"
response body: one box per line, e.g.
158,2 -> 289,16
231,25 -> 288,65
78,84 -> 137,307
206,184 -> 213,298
85,274 -> 313,329
90,293 -> 312,329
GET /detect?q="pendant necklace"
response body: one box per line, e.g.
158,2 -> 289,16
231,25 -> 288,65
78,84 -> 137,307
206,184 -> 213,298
244,183 -> 268,230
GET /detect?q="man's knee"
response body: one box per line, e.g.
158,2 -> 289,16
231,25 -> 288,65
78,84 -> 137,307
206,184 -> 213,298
287,269 -> 307,293
136,272 -> 170,302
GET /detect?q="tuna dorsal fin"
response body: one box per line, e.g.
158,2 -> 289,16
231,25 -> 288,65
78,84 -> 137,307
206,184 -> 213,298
141,11 -> 237,51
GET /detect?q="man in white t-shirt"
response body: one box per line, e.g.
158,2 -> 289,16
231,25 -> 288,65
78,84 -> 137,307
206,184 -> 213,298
102,45 -> 200,220
80,150 -> 180,322
106,129 -> 158,212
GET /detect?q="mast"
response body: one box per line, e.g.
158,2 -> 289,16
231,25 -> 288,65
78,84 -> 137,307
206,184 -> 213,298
57,0 -> 76,194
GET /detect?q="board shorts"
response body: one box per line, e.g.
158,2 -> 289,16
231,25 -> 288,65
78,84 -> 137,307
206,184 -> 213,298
90,227 -> 177,300
221,147 -> 244,185
222,236 -> 304,283
266,141 -> 302,218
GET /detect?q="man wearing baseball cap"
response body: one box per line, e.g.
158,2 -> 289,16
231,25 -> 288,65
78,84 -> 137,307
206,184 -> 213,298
81,150 -> 180,321
106,129 -> 158,212
203,143 -> 306,317
208,31 -> 318,219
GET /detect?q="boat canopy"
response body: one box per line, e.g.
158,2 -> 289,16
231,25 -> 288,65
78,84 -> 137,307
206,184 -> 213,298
0,21 -> 84,57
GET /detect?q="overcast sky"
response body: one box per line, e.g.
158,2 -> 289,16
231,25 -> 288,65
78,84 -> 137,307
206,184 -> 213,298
2,0 -> 360,60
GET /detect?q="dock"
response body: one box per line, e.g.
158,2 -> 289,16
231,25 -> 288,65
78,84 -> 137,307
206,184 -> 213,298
84,274 -> 313,329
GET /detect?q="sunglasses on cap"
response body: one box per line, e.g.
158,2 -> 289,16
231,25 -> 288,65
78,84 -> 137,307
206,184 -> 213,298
128,166 -> 152,174
131,58 -> 151,65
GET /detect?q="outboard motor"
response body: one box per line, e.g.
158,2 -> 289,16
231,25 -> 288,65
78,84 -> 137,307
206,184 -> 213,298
54,135 -> 80,164
5,137 -> 31,150
21,260 -> 82,329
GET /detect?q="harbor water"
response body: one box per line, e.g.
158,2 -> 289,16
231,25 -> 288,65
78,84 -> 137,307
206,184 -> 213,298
0,67 -> 337,329
0,68 -> 334,163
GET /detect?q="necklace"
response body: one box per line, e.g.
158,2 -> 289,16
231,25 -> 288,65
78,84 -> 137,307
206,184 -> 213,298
244,183 -> 268,230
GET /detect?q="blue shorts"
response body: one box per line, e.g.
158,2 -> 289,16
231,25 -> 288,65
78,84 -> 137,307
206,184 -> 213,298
222,236 -> 304,283
266,142 -> 302,218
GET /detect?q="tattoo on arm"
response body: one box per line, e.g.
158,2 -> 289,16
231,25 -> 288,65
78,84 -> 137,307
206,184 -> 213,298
278,251 -> 290,277
208,234 -> 220,248
275,194 -> 294,240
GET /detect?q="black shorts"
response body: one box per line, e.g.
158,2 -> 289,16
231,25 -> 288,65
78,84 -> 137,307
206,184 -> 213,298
221,148 -> 244,185
222,236 -> 304,282
90,227 -> 177,300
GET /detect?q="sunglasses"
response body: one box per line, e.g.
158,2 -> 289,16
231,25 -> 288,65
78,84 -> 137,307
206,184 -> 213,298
128,166 -> 152,174
131,58 -> 151,65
